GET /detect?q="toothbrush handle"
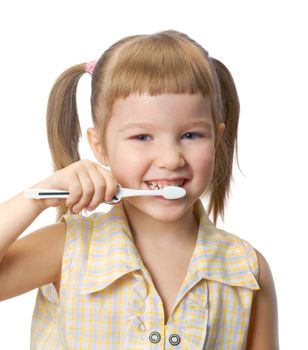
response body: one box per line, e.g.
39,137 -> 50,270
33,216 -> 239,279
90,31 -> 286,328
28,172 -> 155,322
24,187 -> 161,203
25,189 -> 70,199
25,188 -> 120,202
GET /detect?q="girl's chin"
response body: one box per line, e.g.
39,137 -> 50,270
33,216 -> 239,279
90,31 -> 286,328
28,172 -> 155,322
123,197 -> 191,222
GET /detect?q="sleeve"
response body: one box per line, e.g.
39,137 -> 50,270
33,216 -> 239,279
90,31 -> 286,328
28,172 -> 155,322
240,238 -> 260,283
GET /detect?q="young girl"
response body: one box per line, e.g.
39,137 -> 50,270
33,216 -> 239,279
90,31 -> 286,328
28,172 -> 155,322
0,30 -> 279,349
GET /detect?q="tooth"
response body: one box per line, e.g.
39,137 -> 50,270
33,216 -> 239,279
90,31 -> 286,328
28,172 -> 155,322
147,180 -> 184,189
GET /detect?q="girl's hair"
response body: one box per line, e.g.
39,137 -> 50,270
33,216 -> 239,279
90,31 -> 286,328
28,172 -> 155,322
47,30 -> 240,224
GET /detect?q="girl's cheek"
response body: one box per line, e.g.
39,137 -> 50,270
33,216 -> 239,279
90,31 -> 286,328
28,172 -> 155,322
194,144 -> 215,164
195,152 -> 215,177
110,152 -> 148,186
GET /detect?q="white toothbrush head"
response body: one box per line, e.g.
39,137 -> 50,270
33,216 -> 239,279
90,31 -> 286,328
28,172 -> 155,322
161,186 -> 186,199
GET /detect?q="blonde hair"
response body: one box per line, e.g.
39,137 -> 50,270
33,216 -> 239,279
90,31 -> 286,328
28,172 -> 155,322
47,30 -> 240,224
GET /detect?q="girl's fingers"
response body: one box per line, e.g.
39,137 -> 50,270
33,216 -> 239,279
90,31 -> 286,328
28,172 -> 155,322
85,167 -> 111,209
66,162 -> 118,213
65,174 -> 86,212
37,160 -> 118,213
94,163 -> 118,202
33,160 -> 118,212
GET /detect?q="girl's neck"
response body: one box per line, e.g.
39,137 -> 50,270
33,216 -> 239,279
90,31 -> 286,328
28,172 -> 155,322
122,201 -> 199,248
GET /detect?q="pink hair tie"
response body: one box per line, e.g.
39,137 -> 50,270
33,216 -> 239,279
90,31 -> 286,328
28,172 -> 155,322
85,60 -> 97,75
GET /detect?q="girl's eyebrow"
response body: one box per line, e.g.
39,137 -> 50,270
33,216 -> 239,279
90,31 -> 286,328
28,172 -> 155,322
119,120 -> 213,132
184,121 -> 213,130
119,123 -> 153,132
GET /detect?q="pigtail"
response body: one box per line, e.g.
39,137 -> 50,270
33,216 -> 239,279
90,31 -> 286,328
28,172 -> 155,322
46,63 -> 86,221
207,58 -> 240,225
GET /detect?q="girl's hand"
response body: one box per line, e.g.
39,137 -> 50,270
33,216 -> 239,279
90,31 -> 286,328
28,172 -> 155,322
30,160 -> 118,213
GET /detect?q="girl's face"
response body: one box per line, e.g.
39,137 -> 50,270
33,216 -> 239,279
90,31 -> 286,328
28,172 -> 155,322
103,93 -> 223,223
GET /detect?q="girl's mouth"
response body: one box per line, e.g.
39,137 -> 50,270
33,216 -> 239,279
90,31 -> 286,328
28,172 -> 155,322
144,179 -> 189,190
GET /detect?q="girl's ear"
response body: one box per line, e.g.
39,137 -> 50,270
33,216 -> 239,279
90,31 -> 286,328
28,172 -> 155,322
87,127 -> 109,165
216,122 -> 225,146
218,122 -> 225,136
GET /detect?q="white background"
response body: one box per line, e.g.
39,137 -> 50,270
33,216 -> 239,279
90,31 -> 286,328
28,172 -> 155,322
0,0 -> 307,348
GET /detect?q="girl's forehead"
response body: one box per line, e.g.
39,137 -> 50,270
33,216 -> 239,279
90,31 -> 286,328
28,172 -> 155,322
111,93 -> 212,120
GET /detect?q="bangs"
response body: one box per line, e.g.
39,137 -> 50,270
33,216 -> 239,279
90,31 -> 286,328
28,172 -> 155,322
104,34 -> 215,105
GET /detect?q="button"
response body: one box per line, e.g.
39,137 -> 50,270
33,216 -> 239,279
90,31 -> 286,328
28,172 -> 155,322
149,331 -> 161,343
169,333 -> 181,346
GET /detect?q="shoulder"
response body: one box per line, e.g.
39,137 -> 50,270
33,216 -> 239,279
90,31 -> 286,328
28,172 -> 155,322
246,249 -> 280,349
208,225 -> 258,267
58,210 -> 111,254
255,250 -> 274,287
59,211 -> 102,238
60,210 -> 108,227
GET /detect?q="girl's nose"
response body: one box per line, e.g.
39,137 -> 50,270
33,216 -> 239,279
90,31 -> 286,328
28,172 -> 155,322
154,142 -> 186,170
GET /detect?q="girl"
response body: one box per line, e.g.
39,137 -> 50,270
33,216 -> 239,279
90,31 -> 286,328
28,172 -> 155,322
0,30 -> 279,349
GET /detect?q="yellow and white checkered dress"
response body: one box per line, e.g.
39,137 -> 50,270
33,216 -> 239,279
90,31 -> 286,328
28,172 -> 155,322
30,199 -> 259,349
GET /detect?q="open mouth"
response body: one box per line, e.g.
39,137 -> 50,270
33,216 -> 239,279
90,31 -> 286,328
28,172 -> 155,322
145,179 -> 188,190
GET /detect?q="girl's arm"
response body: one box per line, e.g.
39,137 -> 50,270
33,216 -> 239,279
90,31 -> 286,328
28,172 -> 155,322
0,191 -> 66,301
246,250 -> 279,350
0,192 -> 45,263
0,160 -> 117,301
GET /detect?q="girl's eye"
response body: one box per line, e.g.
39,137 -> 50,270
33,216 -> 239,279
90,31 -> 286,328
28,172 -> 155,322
131,134 -> 152,141
182,132 -> 204,140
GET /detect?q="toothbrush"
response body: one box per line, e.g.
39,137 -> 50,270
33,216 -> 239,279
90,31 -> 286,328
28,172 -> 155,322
24,185 -> 186,204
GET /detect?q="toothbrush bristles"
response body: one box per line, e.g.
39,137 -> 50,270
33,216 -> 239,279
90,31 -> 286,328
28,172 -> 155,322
162,186 -> 186,199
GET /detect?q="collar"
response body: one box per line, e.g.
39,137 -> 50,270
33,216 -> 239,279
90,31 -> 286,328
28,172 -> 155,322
80,202 -> 142,295
190,200 -> 260,290
80,200 -> 259,295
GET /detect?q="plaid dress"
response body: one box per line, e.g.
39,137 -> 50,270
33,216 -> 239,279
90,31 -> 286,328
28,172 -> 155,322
31,199 -> 259,349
